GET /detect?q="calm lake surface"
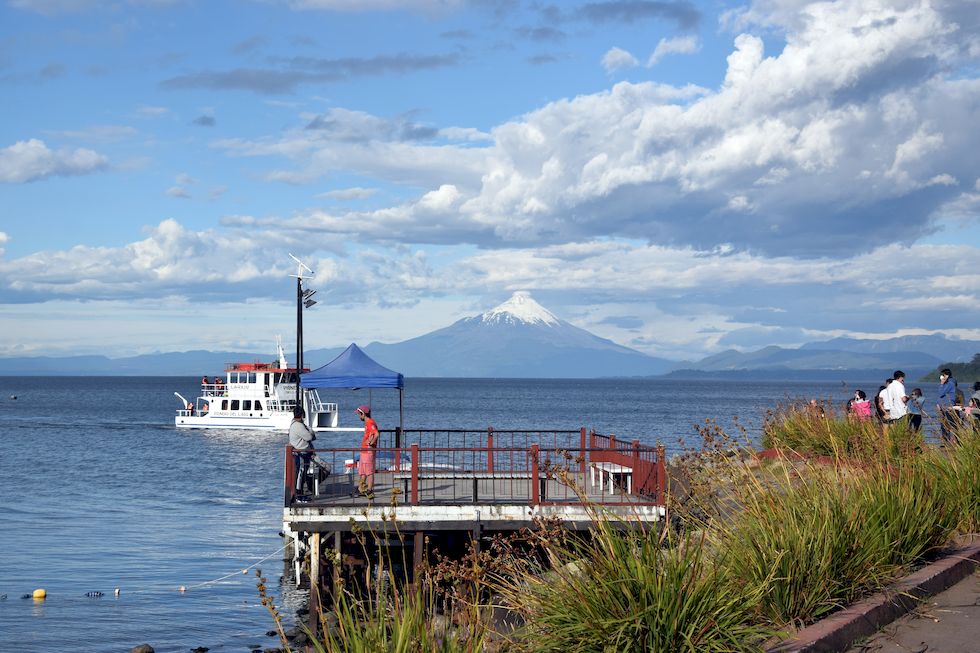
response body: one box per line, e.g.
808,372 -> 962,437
0,375 -> 906,652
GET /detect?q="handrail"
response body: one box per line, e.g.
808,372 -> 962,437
284,433 -> 666,509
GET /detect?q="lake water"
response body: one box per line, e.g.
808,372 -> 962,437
0,375 -> 906,652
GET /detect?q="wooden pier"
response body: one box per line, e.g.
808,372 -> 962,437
280,428 -> 667,627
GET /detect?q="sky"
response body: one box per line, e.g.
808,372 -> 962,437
1,0 -> 979,362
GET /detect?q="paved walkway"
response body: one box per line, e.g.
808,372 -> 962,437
845,567 -> 980,653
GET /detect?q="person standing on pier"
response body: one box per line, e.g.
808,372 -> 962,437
289,407 -> 315,496
356,405 -> 379,496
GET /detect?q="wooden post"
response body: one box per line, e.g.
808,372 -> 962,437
580,427 -> 587,476
487,428 -> 494,474
308,532 -> 321,637
530,444 -> 540,506
285,445 -> 295,506
411,443 -> 419,505
656,445 -> 667,504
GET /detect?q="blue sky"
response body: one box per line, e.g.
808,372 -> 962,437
1,0 -> 979,361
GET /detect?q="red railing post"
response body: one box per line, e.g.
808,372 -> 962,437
632,440 -> 640,496
487,428 -> 494,473
580,427 -> 587,476
530,444 -> 540,506
656,445 -> 667,504
285,445 -> 295,506
411,443 -> 420,505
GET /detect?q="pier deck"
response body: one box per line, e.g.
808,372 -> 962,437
282,428 -> 667,532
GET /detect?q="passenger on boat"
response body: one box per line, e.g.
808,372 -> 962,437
186,401 -> 195,416
289,407 -> 315,497
201,376 -> 209,386
356,405 -> 379,495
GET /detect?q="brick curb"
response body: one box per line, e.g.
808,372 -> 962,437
767,538 -> 980,653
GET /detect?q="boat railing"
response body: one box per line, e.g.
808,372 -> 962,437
284,428 -> 666,509
200,382 -> 226,397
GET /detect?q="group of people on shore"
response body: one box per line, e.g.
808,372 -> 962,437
846,368 -> 980,443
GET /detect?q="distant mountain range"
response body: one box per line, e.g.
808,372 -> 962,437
666,337 -> 980,381
1,294 -> 977,379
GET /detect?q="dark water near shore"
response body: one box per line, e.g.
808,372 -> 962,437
0,375 -> 903,652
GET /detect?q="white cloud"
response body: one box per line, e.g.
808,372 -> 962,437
0,139 -> 108,183
602,47 -> 639,72
439,126 -> 492,142
212,1 -> 978,259
646,35 -> 700,67
318,187 -> 378,200
1,215 -> 979,358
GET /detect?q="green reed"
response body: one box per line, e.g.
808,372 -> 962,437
491,516 -> 775,653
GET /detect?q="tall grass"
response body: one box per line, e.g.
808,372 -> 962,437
712,456 -> 960,625
922,426 -> 980,533
493,517 -> 776,652
762,401 -> 922,459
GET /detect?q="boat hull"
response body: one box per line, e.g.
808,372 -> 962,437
175,411 -> 294,431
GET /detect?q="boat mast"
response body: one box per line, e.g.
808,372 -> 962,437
289,254 -> 316,407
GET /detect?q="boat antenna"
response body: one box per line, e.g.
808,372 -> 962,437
288,254 -> 315,407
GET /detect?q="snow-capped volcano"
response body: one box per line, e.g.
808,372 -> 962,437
481,291 -> 559,327
363,291 -> 674,378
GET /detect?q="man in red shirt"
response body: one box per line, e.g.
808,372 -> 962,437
356,405 -> 379,495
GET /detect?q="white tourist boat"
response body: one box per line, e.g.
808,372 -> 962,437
173,339 -> 338,431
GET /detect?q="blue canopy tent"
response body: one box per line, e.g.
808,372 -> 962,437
300,343 -> 405,440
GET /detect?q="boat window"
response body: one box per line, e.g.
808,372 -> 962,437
249,373 -> 256,383
222,400 -> 228,410
243,400 -> 252,410
255,400 -> 263,410
231,400 -> 240,410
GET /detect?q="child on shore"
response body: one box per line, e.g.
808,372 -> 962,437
907,388 -> 928,432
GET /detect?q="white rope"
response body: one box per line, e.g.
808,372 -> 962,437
183,544 -> 289,590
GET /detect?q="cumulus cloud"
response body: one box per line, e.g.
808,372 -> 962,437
646,35 -> 700,66
602,46 -> 639,72
208,2 -> 978,258
0,139 -> 108,183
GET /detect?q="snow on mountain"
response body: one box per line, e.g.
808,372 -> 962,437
481,291 -> 559,327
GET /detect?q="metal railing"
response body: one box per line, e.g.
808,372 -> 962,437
284,428 -> 666,509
